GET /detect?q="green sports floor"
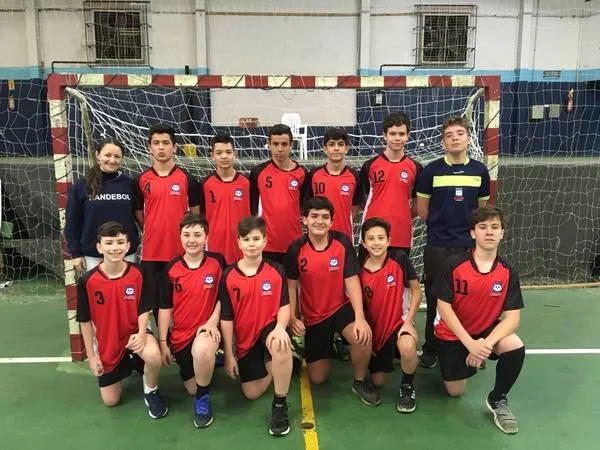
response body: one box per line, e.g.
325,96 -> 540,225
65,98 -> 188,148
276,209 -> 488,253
1,280 -> 599,450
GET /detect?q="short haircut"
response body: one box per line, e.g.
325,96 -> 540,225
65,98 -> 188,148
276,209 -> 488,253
210,133 -> 235,150
302,196 -> 334,218
383,112 -> 411,134
323,127 -> 349,146
179,212 -> 209,234
148,123 -> 176,144
442,115 -> 471,134
361,217 -> 391,241
268,123 -> 293,144
237,215 -> 266,238
470,206 -> 505,229
97,221 -> 128,243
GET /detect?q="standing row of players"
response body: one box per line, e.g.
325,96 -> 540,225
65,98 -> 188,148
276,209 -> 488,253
66,115 -> 525,436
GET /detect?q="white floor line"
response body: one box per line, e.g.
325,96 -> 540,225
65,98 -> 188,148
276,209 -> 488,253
0,357 -> 72,364
1,349 -> 600,364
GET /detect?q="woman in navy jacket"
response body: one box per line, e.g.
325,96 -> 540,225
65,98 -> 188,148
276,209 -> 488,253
65,138 -> 139,272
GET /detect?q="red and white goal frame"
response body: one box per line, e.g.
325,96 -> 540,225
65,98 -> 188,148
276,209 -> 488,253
47,73 -> 500,361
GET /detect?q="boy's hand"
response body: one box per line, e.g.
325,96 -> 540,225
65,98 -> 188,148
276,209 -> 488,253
88,354 -> 104,377
126,331 -> 146,353
354,318 -> 372,346
289,316 -> 305,336
224,354 -> 239,379
197,324 -> 221,344
159,341 -> 172,367
269,326 -> 291,353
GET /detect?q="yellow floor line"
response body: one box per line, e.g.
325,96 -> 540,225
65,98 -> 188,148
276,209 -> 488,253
299,361 -> 319,450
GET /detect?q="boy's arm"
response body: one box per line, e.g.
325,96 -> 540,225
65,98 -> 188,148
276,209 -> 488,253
404,279 -> 422,325
437,300 -> 491,359
416,196 -> 430,221
484,310 -> 520,347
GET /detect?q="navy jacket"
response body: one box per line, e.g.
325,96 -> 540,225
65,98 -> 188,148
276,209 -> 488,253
64,171 -> 139,258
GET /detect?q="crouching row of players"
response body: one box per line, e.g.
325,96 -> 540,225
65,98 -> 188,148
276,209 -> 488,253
76,198 -> 525,436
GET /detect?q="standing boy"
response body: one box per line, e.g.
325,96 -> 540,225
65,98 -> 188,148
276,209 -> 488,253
250,124 -> 309,264
416,116 -> 490,368
133,123 -> 200,320
359,112 -> 422,260
200,133 -> 251,264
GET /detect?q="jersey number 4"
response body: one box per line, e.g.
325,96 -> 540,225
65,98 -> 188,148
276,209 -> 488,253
454,279 -> 469,295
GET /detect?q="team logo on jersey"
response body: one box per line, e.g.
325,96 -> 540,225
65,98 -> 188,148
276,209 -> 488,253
491,281 -> 503,296
386,273 -> 396,287
170,183 -> 182,196
400,170 -> 409,183
124,285 -> 136,300
261,281 -> 273,296
454,187 -> 464,202
204,275 -> 215,288
341,184 -> 351,196
289,178 -> 299,190
234,189 -> 243,201
329,257 -> 340,271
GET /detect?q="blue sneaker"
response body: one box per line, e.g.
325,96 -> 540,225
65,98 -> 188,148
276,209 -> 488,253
144,389 -> 168,419
194,394 -> 214,428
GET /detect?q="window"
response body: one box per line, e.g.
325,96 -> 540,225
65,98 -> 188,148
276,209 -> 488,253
84,1 -> 150,65
415,5 -> 477,68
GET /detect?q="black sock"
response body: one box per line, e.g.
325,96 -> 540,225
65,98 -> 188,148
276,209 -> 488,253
273,393 -> 287,406
401,370 -> 415,386
196,383 -> 210,399
353,378 -> 364,385
490,346 -> 525,401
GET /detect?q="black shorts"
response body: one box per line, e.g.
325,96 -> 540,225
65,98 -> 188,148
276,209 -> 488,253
369,325 -> 403,374
140,261 -> 168,312
173,337 -> 196,382
263,251 -> 286,265
98,350 -> 144,388
435,322 -> 500,382
238,321 -> 277,383
305,302 -> 355,363
358,246 -> 410,264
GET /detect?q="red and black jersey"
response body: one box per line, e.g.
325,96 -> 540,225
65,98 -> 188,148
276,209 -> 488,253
249,161 -> 309,253
285,231 -> 361,326
360,253 -> 418,352
307,165 -> 360,241
359,154 -> 422,248
160,252 -> 226,353
76,263 -> 153,373
200,172 -> 251,264
432,251 -> 524,341
133,166 -> 200,262
219,260 -> 288,359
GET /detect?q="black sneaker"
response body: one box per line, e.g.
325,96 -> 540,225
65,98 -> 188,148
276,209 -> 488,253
396,384 -> 416,413
269,401 -> 290,437
486,393 -> 519,434
333,336 -> 350,361
352,378 -> 381,407
144,389 -> 168,419
193,394 -> 214,428
419,351 -> 437,369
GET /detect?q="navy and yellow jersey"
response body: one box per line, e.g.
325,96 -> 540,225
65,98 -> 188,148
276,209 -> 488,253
416,157 -> 490,248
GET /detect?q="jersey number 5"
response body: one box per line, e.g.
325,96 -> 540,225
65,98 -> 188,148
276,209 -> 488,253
265,176 -> 273,188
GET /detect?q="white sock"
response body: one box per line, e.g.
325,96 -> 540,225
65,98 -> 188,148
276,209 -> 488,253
143,375 -> 157,394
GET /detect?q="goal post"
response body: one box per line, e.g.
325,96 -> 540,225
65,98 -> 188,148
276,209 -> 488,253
47,72 -> 500,361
